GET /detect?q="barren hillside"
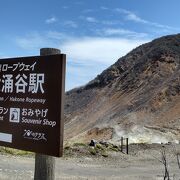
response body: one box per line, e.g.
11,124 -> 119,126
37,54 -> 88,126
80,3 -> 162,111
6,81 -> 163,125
64,34 -> 180,143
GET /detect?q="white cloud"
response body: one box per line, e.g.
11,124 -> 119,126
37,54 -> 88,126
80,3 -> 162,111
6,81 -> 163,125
16,31 -> 72,51
116,8 -> 148,23
16,32 -> 59,50
46,31 -> 69,40
100,28 -> 147,38
85,17 -> 98,23
63,20 -> 78,28
116,8 -> 179,32
126,13 -> 147,23
45,16 -> 58,24
16,32 -> 149,65
61,37 -> 149,65
116,8 -> 149,24
100,6 -> 109,10
102,20 -> 123,26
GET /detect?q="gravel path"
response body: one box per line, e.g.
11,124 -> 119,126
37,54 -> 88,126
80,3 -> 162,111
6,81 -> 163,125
0,144 -> 180,179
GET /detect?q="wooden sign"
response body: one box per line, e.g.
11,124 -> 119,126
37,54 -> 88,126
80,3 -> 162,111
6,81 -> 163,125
0,54 -> 66,157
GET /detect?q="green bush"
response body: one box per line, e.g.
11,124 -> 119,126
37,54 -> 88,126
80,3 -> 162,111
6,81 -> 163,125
96,144 -> 105,151
101,150 -> 108,157
0,147 -> 33,156
108,146 -> 119,152
73,142 -> 87,147
89,147 -> 97,155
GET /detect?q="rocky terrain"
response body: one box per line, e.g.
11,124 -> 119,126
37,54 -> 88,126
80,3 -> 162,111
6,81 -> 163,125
1,143 -> 180,180
64,34 -> 180,144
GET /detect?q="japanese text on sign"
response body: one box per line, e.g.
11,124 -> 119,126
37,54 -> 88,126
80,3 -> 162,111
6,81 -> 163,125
0,62 -> 45,94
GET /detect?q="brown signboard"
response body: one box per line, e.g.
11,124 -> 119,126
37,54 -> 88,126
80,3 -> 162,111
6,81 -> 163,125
0,54 -> 66,157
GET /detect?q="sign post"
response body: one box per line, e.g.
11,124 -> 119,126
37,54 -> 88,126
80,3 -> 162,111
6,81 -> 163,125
34,48 -> 64,180
0,48 -> 66,179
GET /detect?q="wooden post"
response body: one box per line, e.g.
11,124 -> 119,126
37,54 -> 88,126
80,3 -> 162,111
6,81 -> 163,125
126,138 -> 128,154
34,154 -> 55,180
121,137 -> 123,153
34,48 -> 61,180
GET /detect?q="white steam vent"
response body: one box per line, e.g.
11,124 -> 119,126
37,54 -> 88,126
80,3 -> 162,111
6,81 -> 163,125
113,125 -> 179,144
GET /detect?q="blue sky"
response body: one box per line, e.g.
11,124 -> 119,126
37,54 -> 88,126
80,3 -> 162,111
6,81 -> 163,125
0,0 -> 180,90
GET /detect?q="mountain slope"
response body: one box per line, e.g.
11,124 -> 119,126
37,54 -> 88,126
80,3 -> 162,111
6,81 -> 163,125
65,34 -> 180,143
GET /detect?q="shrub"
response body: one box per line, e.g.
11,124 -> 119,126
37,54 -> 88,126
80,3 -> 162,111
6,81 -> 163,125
73,142 -> 87,147
101,150 -> 108,157
96,144 -> 105,151
89,147 -> 97,155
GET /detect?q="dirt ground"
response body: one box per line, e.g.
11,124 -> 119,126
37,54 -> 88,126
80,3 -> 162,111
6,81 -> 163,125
0,143 -> 180,180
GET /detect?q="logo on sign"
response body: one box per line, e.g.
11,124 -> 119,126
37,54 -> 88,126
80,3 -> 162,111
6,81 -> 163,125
23,129 -> 47,141
9,108 -> 20,123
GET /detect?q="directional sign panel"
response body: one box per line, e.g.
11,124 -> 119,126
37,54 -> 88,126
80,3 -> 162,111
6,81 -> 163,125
0,54 -> 66,157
